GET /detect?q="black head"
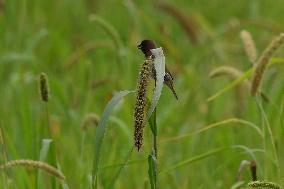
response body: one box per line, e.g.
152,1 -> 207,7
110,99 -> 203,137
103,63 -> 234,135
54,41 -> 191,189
137,40 -> 157,58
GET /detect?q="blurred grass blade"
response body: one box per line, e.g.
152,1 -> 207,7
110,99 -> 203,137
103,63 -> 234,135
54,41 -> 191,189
194,118 -> 263,138
37,139 -> 52,189
60,181 -> 70,189
207,57 -> 284,102
148,154 -> 157,189
230,181 -> 246,189
146,48 -> 165,121
123,0 -> 139,29
39,139 -> 52,161
57,162 -> 70,189
92,90 -> 134,189
163,118 -> 263,142
89,14 -> 125,57
231,145 -> 257,161
0,123 -> 8,188
193,12 -> 216,39
26,28 -> 49,53
102,158 -> 146,170
160,147 -> 226,174
0,53 -> 35,63
161,145 -> 259,175
109,116 -> 131,140
108,146 -> 134,189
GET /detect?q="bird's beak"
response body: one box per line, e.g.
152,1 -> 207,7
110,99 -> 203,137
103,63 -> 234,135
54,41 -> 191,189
137,44 -> 142,49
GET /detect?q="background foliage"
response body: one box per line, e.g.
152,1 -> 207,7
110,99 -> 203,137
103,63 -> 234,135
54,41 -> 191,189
0,0 -> 284,188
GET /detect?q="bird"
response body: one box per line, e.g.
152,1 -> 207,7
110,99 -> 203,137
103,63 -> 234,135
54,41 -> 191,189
137,39 -> 178,100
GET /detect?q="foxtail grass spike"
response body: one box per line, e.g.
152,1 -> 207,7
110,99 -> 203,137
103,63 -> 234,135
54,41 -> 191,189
39,73 -> 49,102
251,33 -> 284,96
0,159 -> 65,180
240,30 -> 257,63
210,66 -> 270,103
209,66 -> 250,87
248,181 -> 282,189
134,59 -> 152,151
81,113 -> 100,131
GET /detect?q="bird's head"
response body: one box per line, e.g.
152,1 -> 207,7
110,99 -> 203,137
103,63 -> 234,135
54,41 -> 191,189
137,40 -> 157,58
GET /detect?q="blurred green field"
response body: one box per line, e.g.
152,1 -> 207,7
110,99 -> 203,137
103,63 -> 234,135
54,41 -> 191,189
1,0 -> 284,188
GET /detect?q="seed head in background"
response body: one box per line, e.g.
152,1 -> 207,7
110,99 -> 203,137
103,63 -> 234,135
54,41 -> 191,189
138,40 -> 178,100
251,33 -> 284,96
39,73 -> 49,102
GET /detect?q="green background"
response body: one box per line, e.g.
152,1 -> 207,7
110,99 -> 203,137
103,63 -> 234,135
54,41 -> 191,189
0,0 -> 284,188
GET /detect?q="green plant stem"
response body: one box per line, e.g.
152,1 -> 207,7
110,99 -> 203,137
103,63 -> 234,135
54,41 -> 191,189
256,96 -> 280,180
80,132 -> 86,189
44,103 -> 51,138
147,105 -> 158,189
80,132 -> 86,162
152,108 -> 158,188
153,109 -> 158,159
259,98 -> 267,179
43,102 -> 57,189
0,122 -> 9,189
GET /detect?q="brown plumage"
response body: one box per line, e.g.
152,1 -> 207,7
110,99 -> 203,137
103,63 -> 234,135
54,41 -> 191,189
137,40 -> 178,100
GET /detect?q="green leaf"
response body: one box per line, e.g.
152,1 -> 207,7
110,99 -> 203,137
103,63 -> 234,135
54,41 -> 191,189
146,48 -> 165,122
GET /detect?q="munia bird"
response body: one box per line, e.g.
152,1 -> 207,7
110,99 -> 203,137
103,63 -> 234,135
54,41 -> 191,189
137,39 -> 178,100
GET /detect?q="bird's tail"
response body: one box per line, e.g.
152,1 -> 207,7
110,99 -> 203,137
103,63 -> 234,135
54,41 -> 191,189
165,81 -> 178,100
